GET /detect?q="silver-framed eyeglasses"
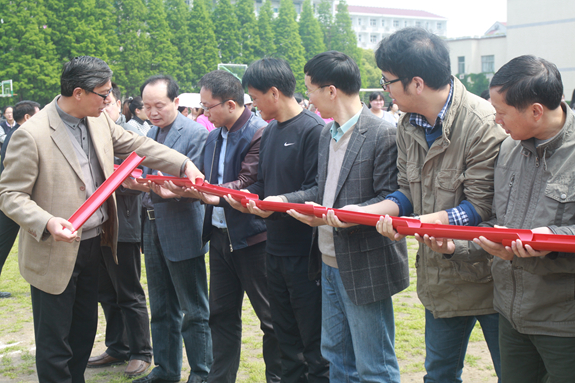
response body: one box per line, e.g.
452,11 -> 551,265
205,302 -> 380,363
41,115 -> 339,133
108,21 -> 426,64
305,84 -> 334,97
380,76 -> 402,91
199,99 -> 233,111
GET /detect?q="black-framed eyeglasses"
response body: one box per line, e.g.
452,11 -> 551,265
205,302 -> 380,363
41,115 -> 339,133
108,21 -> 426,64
305,84 -> 334,97
199,99 -> 233,111
86,88 -> 113,100
380,76 -> 403,91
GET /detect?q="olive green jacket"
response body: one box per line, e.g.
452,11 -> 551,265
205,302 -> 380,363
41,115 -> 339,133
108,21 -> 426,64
396,77 -> 507,318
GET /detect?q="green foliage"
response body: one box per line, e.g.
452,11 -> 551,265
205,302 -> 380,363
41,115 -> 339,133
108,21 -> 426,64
316,0 -> 333,50
330,0 -> 361,70
164,0 -> 195,91
298,0 -> 326,61
460,73 -> 490,96
213,0 -> 241,63
146,0 -> 179,76
189,0 -> 219,88
235,0 -> 260,64
360,48 -> 381,89
273,0 -> 306,93
113,0 -> 152,97
0,0 -> 60,106
256,0 -> 276,58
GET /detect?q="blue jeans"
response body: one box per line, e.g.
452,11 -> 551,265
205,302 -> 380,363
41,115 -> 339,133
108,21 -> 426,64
424,309 -> 501,383
144,218 -> 212,382
321,263 -> 400,383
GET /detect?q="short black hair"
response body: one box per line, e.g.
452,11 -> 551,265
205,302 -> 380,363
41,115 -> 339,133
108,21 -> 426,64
242,58 -> 296,97
129,96 -> 144,114
304,51 -> 361,95
490,55 -> 563,111
2,105 -> 12,114
60,56 -> 113,97
140,75 -> 179,101
369,91 -> 385,102
13,100 -> 40,123
199,70 -> 245,107
110,82 -> 121,103
480,89 -> 490,100
375,28 -> 451,91
294,93 -> 304,104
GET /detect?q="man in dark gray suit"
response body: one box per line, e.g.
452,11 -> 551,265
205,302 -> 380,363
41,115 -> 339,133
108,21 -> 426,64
277,51 -> 409,382
124,75 -> 211,383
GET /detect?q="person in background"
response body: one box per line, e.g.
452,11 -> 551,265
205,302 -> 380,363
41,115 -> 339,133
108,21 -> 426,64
178,106 -> 189,118
0,106 -> 15,144
127,96 -> 151,135
86,82 -> 152,379
368,91 -> 386,118
570,88 -> 575,111
0,100 -> 40,299
385,101 -> 401,126
123,99 -> 132,122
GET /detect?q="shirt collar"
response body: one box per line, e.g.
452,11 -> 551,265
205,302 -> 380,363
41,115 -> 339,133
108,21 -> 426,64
409,78 -> 454,135
330,108 -> 362,142
55,97 -> 83,129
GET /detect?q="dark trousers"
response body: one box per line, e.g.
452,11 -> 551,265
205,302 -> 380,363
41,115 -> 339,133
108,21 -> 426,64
207,228 -> 281,383
266,253 -> 329,383
98,242 -> 152,362
31,236 -> 102,383
499,314 -> 575,383
0,209 -> 19,276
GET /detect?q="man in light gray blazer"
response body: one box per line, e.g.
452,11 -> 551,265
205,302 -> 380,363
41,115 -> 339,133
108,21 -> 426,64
124,75 -> 210,383
277,51 -> 409,383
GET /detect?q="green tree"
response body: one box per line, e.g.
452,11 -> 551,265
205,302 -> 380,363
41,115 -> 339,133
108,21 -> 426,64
213,0 -> 241,63
0,0 -> 60,105
113,0 -> 152,97
188,0 -> 219,88
360,48 -> 381,89
235,0 -> 260,64
256,0 -> 276,57
273,0 -> 306,93
45,0 -> 112,62
146,0 -> 179,76
165,0 -> 195,91
298,0 -> 325,61
461,73 -> 490,96
316,0 -> 333,50
330,0 -> 361,73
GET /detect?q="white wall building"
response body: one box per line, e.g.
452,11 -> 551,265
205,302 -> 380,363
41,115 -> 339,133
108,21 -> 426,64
348,6 -> 447,50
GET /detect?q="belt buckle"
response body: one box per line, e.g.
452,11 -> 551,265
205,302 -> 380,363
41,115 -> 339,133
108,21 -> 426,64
147,210 -> 155,220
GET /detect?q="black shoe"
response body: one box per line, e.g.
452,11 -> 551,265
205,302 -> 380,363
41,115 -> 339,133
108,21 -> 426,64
0,292 -> 11,298
132,374 -> 179,383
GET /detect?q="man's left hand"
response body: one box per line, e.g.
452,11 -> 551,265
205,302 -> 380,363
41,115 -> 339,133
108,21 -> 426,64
511,226 -> 553,258
183,160 -> 204,184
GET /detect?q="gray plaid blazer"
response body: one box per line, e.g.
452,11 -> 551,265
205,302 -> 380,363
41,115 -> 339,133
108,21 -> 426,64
286,105 -> 409,305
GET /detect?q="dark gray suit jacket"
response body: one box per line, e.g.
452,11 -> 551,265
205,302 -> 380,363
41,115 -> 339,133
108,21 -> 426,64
285,105 -> 409,305
142,113 -> 208,262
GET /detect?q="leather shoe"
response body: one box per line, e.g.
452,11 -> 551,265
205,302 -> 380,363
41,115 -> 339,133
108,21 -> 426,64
124,359 -> 150,378
0,292 -> 11,298
87,352 -> 126,368
132,373 -> 179,383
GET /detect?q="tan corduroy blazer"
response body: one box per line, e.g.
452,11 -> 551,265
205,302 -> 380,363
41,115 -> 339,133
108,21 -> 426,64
0,96 -> 188,294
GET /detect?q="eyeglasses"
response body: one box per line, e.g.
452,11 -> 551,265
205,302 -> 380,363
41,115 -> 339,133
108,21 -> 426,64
199,99 -> 233,111
380,76 -> 403,91
305,84 -> 334,97
86,88 -> 113,100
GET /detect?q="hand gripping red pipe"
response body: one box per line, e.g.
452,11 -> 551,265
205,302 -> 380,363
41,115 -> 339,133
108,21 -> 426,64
66,152 -> 145,233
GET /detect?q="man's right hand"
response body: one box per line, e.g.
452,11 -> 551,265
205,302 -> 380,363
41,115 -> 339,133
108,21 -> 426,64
46,217 -> 77,243
376,214 -> 406,241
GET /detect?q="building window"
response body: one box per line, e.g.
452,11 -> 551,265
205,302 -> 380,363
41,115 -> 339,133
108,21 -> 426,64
482,55 -> 495,73
404,20 -> 408,27
437,22 -> 442,29
358,34 -> 362,42
458,56 -> 465,74
393,20 -> 399,28
370,34 -> 377,43
381,19 -> 385,27
415,21 -> 421,28
370,18 -> 376,26
273,7 -> 278,12
358,18 -> 362,26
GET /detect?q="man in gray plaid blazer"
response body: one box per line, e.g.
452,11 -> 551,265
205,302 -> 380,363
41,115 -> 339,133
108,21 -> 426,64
278,51 -> 409,383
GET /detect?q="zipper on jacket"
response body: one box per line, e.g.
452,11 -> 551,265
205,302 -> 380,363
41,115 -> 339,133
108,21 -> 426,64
504,174 -> 515,220
509,265 -> 517,327
223,209 -> 233,252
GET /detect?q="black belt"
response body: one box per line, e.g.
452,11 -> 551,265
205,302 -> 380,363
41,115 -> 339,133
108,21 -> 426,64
147,209 -> 155,220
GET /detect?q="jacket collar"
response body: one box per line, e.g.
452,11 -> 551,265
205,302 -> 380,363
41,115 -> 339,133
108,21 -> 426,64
228,107 -> 252,134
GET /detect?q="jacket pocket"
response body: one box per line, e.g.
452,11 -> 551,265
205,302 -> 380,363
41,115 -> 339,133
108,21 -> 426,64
434,170 -> 464,211
544,177 -> 575,226
451,256 -> 493,284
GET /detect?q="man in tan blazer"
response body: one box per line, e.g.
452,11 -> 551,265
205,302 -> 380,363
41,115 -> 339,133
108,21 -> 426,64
0,56 -> 203,383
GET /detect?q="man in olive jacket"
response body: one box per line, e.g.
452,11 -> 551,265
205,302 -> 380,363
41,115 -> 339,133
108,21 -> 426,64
362,28 -> 507,382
